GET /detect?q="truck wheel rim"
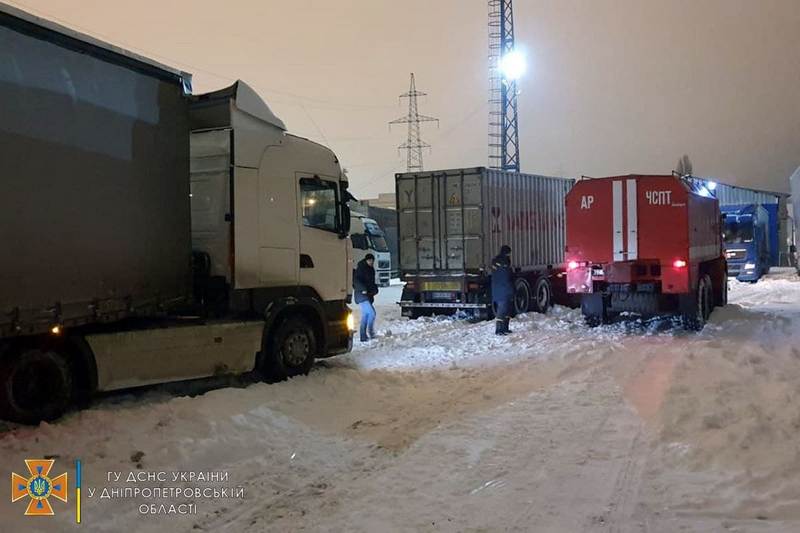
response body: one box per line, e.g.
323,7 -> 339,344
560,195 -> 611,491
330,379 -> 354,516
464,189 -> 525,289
283,332 -> 310,367
537,283 -> 550,309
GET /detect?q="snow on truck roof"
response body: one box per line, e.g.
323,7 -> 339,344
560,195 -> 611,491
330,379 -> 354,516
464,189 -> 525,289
1,1 -> 191,88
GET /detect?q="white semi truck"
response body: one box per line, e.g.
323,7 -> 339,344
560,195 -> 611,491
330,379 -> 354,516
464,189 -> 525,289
350,214 -> 392,286
0,3 -> 353,424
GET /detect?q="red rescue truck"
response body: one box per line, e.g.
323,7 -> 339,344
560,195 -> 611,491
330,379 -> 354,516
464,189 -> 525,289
565,175 -> 727,330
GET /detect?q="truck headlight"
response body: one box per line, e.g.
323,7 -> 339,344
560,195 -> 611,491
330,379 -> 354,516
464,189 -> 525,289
744,263 -> 756,270
346,312 -> 355,332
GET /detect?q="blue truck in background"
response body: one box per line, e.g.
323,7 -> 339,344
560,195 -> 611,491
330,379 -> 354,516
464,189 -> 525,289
688,176 -> 790,278
722,204 -> 771,282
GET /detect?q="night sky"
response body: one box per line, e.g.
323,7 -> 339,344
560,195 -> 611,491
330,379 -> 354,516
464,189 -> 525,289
11,0 -> 800,196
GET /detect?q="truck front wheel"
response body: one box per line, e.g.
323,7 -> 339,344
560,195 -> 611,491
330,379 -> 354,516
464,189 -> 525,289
0,347 -> 73,424
261,317 -> 316,382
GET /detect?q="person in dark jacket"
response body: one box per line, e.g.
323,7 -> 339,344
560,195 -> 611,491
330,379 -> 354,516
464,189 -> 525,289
491,245 -> 514,335
353,254 -> 379,342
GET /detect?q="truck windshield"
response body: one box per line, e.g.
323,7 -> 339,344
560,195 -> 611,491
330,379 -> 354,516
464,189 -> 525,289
364,222 -> 389,252
723,219 -> 754,243
368,234 -> 389,252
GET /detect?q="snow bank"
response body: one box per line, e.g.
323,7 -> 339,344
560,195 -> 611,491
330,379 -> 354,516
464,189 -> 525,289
1,271 -> 798,530
657,273 -> 800,519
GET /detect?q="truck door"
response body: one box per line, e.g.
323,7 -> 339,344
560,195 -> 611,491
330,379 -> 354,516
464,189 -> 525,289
298,175 -> 349,301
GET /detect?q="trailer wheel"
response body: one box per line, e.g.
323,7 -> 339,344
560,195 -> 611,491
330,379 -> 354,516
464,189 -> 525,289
0,347 -> 73,424
513,279 -> 532,315
261,317 -> 316,382
531,278 -> 552,313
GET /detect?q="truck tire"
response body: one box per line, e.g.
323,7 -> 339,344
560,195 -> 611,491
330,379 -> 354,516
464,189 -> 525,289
683,275 -> 712,331
407,309 -> 423,320
702,274 -> 714,320
513,279 -> 532,315
260,317 -> 316,382
718,275 -> 728,307
0,347 -> 73,424
531,277 -> 553,313
581,293 -> 609,327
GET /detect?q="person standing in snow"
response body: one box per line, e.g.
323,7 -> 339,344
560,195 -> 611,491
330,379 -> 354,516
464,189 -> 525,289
353,253 -> 379,342
492,245 -> 514,335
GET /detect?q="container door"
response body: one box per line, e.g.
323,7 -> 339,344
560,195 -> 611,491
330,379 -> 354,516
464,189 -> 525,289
398,176 -> 436,272
442,171 -> 483,271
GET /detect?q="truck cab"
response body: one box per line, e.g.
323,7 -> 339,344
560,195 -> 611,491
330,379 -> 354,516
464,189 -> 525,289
722,205 -> 770,282
0,1 -> 356,425
350,214 -> 392,286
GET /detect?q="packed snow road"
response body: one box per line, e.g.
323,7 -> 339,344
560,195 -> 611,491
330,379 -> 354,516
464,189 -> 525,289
1,271 -> 799,532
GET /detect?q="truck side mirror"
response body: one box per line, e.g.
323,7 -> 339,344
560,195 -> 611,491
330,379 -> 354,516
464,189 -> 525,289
339,203 -> 351,238
351,234 -> 368,250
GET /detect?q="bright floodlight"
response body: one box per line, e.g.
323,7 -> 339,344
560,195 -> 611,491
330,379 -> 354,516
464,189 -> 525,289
707,180 -> 718,191
498,50 -> 526,81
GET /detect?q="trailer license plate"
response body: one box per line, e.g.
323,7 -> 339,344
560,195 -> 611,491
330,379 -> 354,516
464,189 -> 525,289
422,281 -> 460,291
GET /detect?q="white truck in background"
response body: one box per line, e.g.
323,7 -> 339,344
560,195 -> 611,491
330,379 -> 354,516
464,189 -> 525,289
0,3 -> 353,424
350,214 -> 392,286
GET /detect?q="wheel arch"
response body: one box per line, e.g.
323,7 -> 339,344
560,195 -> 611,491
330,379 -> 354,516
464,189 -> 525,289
262,298 -> 327,359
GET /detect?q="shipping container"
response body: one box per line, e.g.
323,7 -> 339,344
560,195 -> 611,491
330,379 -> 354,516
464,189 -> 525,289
397,167 -> 572,274
396,167 -> 574,318
0,4 -> 192,338
566,175 -> 727,330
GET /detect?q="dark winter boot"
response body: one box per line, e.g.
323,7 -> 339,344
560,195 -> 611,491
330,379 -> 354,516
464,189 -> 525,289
503,318 -> 512,335
495,319 -> 504,335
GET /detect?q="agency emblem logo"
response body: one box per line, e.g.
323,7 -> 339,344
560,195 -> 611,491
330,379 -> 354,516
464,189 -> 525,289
11,459 -> 68,516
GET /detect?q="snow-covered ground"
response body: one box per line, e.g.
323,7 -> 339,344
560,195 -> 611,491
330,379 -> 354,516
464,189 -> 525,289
2,270 -> 800,532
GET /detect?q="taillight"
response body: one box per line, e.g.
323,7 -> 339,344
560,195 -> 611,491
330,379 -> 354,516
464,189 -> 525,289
673,259 -> 687,268
567,260 -> 580,271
